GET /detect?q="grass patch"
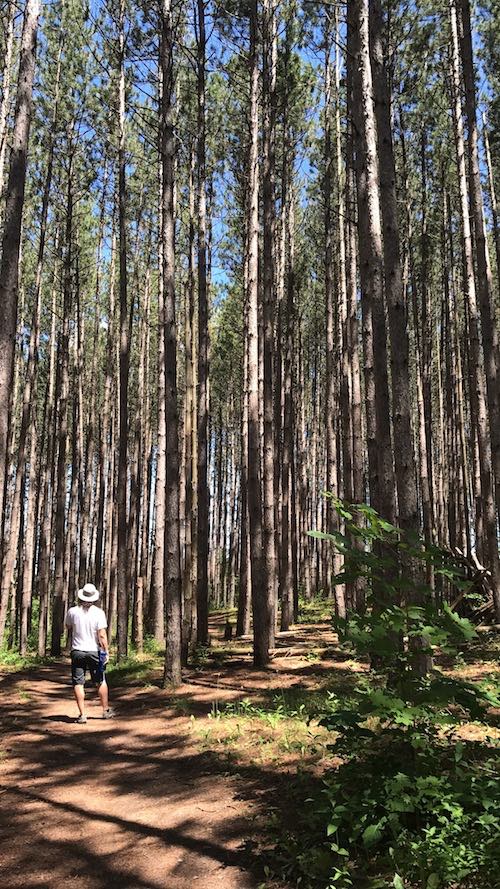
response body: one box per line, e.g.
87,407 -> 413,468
190,642 -> 245,669
189,677 -> 364,770
106,653 -> 161,686
194,708 -> 331,768
0,649 -> 55,673
298,596 -> 334,624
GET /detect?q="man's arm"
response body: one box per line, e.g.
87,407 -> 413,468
98,628 -> 109,664
63,613 -> 72,655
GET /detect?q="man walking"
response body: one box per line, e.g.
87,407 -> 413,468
65,583 -> 114,724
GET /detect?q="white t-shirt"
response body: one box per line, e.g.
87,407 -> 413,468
65,604 -> 107,652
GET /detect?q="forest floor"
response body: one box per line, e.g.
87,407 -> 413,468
0,603 -> 499,889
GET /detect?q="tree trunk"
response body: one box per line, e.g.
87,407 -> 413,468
37,267 -> 59,655
482,116 -> 500,292
261,0 -> 277,652
152,136 -> 167,643
79,162 -> 108,586
116,0 -> 129,660
280,190 -> 295,630
65,324 -> 82,608
370,0 -> 418,534
247,0 -> 268,666
324,16 -> 345,618
160,0 -> 182,686
0,0 -> 15,201
196,0 -> 210,647
399,114 -> 434,555
348,0 -> 396,526
51,143 -> 74,655
0,0 -> 40,572
139,266 -> 153,626
346,115 -> 365,612
237,253 -> 251,637
182,151 -> 197,660
17,72 -> 60,651
449,0 -> 500,618
458,0 -> 500,520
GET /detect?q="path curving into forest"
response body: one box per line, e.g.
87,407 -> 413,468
0,663 -> 259,889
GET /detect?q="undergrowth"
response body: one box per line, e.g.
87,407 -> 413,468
298,596 -> 334,624
106,654 -> 160,686
261,499 -> 500,889
0,649 -> 55,672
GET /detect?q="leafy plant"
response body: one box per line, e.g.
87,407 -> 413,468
265,500 -> 500,888
0,649 -> 54,671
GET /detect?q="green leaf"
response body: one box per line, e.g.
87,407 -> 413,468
426,875 -> 440,889
307,530 -> 338,542
442,603 -> 477,640
482,798 -> 495,810
386,796 -> 415,813
393,876 -> 405,889
406,606 -> 425,619
362,822 -> 384,847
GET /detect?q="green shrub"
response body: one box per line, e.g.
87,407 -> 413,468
265,499 -> 500,888
268,740 -> 500,888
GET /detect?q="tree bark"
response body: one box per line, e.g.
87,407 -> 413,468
324,15 -> 345,618
160,0 -> 182,686
261,0 -> 277,650
458,0 -> 500,519
399,114 -> 434,555
280,189 -> 295,630
0,0 -> 15,201
152,127 -> 167,642
0,0 -> 40,573
482,116 -> 500,293
449,0 -> 500,618
196,0 -> 210,647
50,141 -> 74,655
116,0 -> 129,660
348,0 -> 396,525
237,246 -> 251,637
247,0 -> 268,666
370,0 -> 418,534
182,149 -> 197,660
37,265 -> 59,655
79,162 -> 108,587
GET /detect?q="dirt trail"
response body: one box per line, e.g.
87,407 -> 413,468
0,662 -> 261,889
0,623 -> 347,888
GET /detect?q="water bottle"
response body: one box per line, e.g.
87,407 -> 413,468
98,648 -> 107,682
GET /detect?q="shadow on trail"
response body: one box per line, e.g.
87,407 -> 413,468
0,661 -> 290,888
1,781 -> 251,866
0,646 -> 349,887
0,739 -> 304,887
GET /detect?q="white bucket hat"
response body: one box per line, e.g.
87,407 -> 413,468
77,582 -> 100,603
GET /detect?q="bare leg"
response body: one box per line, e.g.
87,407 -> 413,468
98,680 -> 109,713
73,684 -> 85,716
